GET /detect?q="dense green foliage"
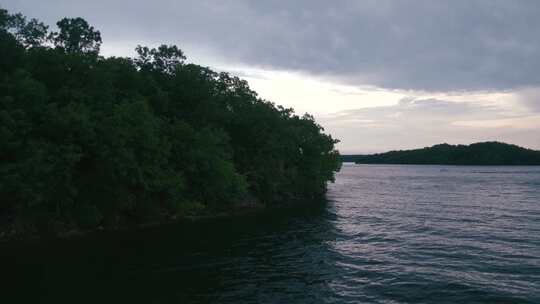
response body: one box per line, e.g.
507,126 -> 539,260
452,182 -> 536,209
0,9 -> 340,233
347,142 -> 540,165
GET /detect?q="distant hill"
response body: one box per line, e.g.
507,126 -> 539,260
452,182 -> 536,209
340,155 -> 359,163
342,142 -> 540,165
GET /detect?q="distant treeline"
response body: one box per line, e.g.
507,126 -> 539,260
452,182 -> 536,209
342,142 -> 540,165
0,9 -> 340,235
340,155 -> 359,163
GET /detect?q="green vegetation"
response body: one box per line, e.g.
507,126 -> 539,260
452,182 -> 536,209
346,142 -> 540,165
0,9 -> 340,236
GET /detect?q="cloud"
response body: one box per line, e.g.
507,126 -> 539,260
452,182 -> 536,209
452,116 -> 540,129
515,87 -> 540,113
3,1 -> 540,152
3,0 -> 540,92
318,98 -> 540,153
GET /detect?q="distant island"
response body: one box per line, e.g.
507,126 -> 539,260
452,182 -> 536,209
342,142 -> 540,165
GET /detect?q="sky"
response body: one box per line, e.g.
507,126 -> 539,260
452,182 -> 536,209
4,0 -> 540,153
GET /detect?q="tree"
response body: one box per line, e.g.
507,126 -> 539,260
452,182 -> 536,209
0,9 -> 341,235
6,13 -> 47,48
135,44 -> 186,74
0,8 -> 9,29
51,17 -> 101,54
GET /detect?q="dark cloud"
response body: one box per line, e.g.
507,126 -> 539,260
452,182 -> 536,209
3,0 -> 540,91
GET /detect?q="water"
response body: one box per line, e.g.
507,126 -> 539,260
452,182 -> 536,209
3,164 -> 540,303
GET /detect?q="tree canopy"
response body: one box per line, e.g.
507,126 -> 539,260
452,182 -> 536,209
51,17 -> 101,54
0,8 -> 341,235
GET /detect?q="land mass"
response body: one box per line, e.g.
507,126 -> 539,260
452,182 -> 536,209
342,142 -> 540,165
0,9 -> 340,240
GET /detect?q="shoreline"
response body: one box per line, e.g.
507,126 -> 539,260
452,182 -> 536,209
0,197 -> 327,244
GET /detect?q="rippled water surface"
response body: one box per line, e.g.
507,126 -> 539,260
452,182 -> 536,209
4,165 -> 540,303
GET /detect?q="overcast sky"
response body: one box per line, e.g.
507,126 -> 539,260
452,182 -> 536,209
4,0 -> 540,153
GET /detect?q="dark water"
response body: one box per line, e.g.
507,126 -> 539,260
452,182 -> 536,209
3,164 -> 540,303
